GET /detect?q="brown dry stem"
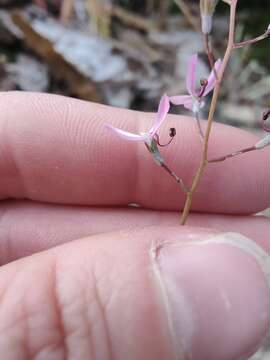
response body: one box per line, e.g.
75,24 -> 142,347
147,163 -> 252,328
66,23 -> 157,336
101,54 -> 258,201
180,1 -> 238,225
203,33 -> 217,77
233,29 -> 270,49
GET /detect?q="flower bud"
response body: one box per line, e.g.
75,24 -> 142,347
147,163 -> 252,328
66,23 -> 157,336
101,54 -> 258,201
221,0 -> 238,5
255,135 -> 270,150
200,0 -> 218,34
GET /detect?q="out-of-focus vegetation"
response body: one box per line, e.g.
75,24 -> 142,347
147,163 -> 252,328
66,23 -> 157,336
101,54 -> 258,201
0,0 -> 269,133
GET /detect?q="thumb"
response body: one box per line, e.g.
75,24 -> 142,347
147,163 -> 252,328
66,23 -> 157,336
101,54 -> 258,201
0,226 -> 269,360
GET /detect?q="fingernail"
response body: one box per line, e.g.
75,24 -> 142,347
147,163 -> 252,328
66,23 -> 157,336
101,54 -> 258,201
152,232 -> 270,360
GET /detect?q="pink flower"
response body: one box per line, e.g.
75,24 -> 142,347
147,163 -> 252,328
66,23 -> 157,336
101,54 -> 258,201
170,54 -> 222,113
105,95 -> 170,164
106,95 -> 170,144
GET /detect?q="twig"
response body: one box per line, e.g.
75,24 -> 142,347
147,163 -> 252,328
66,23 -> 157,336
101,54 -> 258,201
109,5 -> 155,32
203,33 -> 217,78
86,0 -> 111,37
233,29 -> 270,49
195,112 -> 204,141
180,0 -> 238,225
161,163 -> 189,193
208,146 -> 255,163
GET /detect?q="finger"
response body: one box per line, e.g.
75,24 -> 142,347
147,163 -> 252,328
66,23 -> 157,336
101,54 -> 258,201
0,227 -> 269,360
0,200 -> 270,265
0,92 -> 269,213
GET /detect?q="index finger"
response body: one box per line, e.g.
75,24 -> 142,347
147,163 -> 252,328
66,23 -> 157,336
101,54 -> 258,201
0,91 -> 269,214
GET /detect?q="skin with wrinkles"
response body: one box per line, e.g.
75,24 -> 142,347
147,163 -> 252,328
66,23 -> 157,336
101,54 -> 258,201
0,92 -> 269,360
0,92 -> 268,212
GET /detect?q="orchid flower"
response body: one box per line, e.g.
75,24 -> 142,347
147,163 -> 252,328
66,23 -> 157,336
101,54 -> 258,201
170,54 -> 222,114
105,95 -> 170,165
106,94 -> 188,191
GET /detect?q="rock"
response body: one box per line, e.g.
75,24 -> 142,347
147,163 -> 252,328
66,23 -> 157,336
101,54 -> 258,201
5,54 -> 49,91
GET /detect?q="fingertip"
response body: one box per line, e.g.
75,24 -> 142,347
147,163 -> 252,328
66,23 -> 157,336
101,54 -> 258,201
155,231 -> 270,359
0,91 -> 269,214
0,224 -> 269,359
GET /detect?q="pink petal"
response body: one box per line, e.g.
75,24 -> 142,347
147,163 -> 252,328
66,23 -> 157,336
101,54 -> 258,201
183,99 -> 193,111
186,54 -> 198,97
149,94 -> 170,135
170,95 -> 192,106
105,124 -> 146,141
204,59 -> 222,96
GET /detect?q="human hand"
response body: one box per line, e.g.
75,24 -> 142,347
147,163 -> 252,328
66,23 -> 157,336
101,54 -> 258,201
0,92 -> 270,360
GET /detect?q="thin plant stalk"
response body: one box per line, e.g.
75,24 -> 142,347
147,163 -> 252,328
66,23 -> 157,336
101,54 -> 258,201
195,112 -> 204,140
233,29 -> 270,49
86,0 -> 111,37
208,146 -> 255,163
180,0 -> 238,225
203,34 -> 217,78
161,163 -> 189,193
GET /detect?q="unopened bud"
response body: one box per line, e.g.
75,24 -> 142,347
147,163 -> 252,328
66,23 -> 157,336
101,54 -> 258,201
222,0 -> 234,5
200,0 -> 218,34
255,135 -> 270,150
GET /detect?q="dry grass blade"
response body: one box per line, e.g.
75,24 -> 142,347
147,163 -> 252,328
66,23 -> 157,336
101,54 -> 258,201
174,0 -> 201,33
85,0 -> 111,37
12,11 -> 103,102
60,0 -> 74,23
109,5 -> 156,32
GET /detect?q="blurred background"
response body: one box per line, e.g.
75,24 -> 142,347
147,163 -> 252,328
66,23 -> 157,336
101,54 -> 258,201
0,0 -> 269,134
0,1 -> 269,359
